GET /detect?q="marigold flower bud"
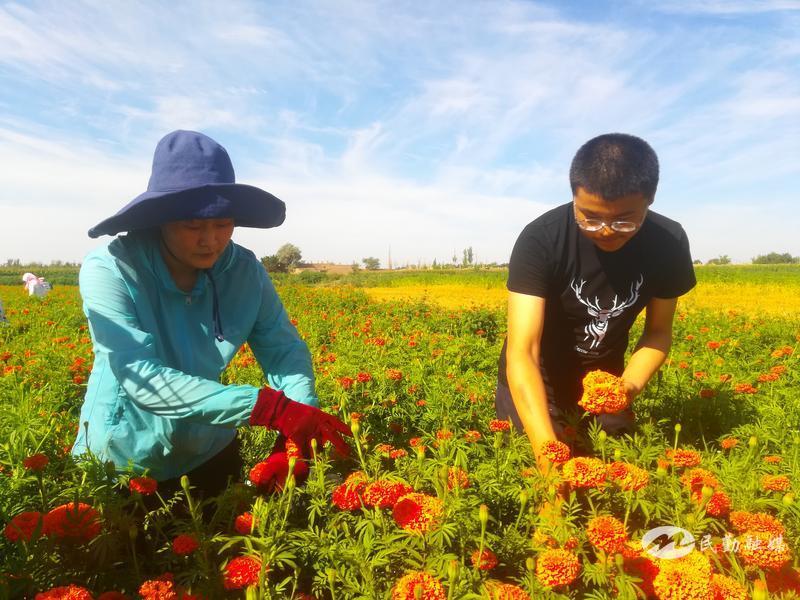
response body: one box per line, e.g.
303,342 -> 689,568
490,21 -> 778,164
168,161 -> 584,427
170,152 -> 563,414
674,423 -> 682,433
598,431 -> 607,443
701,485 -> 714,499
519,490 -> 529,505
311,438 -> 318,455
656,466 -> 668,478
753,580 -> 768,600
479,504 -> 489,526
326,568 -> 336,585
351,421 -> 360,435
447,560 -> 458,581
748,435 -> 758,447
180,475 -> 190,493
525,557 -> 535,571
784,493 -> 795,506
613,449 -> 622,461
416,446 -> 425,460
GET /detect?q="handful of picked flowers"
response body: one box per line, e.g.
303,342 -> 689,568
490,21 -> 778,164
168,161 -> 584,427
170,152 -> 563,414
578,370 -> 629,414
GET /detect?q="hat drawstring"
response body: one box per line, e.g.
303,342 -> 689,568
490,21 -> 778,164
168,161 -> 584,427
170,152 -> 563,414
205,270 -> 225,342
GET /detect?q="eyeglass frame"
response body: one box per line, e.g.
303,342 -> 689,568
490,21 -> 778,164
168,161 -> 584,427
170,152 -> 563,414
572,202 -> 647,234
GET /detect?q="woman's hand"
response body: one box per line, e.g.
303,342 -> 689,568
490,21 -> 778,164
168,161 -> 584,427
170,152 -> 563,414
249,388 -> 352,456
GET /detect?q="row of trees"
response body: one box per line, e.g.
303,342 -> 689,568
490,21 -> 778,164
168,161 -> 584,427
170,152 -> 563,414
698,252 -> 799,266
260,244 -> 382,273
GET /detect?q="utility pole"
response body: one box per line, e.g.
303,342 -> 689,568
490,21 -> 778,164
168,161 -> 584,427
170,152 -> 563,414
388,245 -> 392,270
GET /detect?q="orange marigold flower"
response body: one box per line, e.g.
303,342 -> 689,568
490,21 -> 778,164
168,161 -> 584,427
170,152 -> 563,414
770,365 -> 788,375
23,453 -> 49,472
390,449 -> 408,459
285,438 -> 302,460
34,584 -> 93,600
234,512 -> 255,535
390,571 -> 446,600
761,475 -> 791,492
587,515 -> 628,554
733,383 -> 757,394
447,467 -> 470,490
607,461 -> 649,491
484,581 -> 531,599
729,511 -> 785,536
705,490 -> 732,517
356,372 -> 372,383
709,573 -> 747,600
338,376 -> 354,389
765,566 -> 800,594
470,548 -> 498,570
578,370 -> 629,414
139,573 -> 176,600
489,419 -> 511,432
375,443 -> 395,455
4,511 -> 44,542
561,457 -> 607,488
621,547 -> 659,598
172,534 -> 199,555
758,372 -> 779,382
535,548 -> 581,588
681,468 -> 719,494
363,480 -> 414,509
386,368 -> 403,381
392,493 -> 443,534
707,341 -> 721,350
43,502 -> 101,542
666,448 -> 702,468
699,388 -> 717,399
129,476 -> 158,495
540,440 -> 571,464
764,455 -> 783,464
332,471 -> 369,511
436,429 -> 453,440
464,430 -> 481,443
652,551 -> 712,600
739,531 -> 791,570
720,437 -> 739,450
409,437 -> 424,448
223,556 -> 263,590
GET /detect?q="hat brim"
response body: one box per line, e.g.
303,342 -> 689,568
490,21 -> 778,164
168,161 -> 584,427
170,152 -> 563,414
88,184 -> 286,238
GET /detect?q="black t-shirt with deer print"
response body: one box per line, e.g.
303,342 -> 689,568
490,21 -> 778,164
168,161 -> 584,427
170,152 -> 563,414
497,201 -> 696,409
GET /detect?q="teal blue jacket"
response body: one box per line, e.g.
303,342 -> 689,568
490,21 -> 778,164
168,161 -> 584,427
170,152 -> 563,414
72,231 -> 317,480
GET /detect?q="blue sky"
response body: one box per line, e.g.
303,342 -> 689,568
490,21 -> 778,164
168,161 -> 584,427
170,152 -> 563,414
1,0 -> 798,266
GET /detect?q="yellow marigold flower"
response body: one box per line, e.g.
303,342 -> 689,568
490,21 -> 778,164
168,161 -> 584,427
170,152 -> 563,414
652,551 -> 712,600
739,531 -> 791,571
535,548 -> 581,588
709,573 -> 748,600
587,515 -> 628,554
561,457 -> 607,488
761,474 -> 791,492
607,461 -> 649,491
578,370 -> 629,414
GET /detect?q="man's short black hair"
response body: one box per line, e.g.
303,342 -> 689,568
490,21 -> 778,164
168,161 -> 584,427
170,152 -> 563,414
569,133 -> 659,201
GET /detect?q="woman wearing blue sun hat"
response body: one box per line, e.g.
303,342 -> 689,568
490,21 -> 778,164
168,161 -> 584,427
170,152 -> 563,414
73,130 -> 351,496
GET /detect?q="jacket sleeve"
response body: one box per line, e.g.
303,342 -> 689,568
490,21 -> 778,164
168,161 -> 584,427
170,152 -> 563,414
80,254 -> 259,426
246,266 -> 318,407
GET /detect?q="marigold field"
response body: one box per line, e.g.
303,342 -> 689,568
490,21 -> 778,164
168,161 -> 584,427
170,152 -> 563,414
0,266 -> 798,599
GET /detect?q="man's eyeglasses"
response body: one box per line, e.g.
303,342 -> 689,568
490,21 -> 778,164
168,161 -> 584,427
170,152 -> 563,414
573,205 -> 645,233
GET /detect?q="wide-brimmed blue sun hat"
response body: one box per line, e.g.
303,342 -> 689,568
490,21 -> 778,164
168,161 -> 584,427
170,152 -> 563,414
88,130 -> 286,238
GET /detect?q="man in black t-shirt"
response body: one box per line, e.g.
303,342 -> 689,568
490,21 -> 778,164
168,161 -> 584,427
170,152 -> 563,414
496,133 -> 696,469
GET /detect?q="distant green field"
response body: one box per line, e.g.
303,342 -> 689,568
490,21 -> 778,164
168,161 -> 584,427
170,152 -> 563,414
1,263 -> 799,289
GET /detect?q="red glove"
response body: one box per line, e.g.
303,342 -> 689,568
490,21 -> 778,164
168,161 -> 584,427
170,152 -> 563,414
248,437 -> 310,493
249,388 -> 352,457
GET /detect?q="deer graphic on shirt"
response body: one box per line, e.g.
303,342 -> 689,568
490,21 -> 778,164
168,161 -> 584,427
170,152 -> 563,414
570,275 -> 644,350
